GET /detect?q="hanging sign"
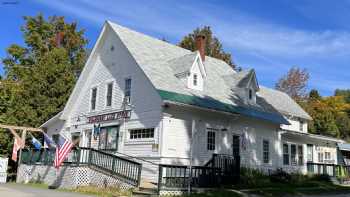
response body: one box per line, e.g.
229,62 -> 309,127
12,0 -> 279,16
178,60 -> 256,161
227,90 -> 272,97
0,157 -> 8,183
87,110 -> 131,123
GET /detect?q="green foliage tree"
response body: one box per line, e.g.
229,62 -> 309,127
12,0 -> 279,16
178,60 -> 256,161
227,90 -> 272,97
178,26 -> 237,69
335,89 -> 350,104
0,14 -> 87,156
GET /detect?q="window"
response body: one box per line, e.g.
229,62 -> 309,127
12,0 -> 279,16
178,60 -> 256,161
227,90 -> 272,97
299,121 -> 304,132
124,78 -> 131,103
91,88 -> 97,110
249,89 -> 253,100
207,130 -> 216,151
325,152 -> 331,160
283,144 -> 289,165
130,128 -> 154,139
298,145 -> 303,165
98,126 -> 118,150
263,140 -> 270,164
307,144 -> 313,162
193,74 -> 198,86
318,152 -> 324,163
106,82 -> 113,107
291,144 -> 297,165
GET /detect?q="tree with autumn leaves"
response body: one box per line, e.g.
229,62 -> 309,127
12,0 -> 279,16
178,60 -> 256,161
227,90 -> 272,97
276,67 -> 350,140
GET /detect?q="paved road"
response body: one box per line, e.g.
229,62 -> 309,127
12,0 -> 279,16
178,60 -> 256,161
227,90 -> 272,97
0,183 -> 95,197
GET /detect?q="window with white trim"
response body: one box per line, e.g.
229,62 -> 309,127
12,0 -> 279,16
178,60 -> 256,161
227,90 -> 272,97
299,121 -> 304,132
106,82 -> 113,107
318,152 -> 324,163
129,128 -> 154,139
291,144 -> 297,165
193,74 -> 198,86
207,130 -> 216,151
124,78 -> 131,103
325,152 -> 331,160
263,140 -> 270,164
298,145 -> 303,165
307,144 -> 313,162
283,143 -> 289,165
249,89 -> 253,100
91,87 -> 97,110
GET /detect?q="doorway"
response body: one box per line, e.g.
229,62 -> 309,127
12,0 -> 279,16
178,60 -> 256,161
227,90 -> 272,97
232,135 -> 240,157
81,129 -> 92,148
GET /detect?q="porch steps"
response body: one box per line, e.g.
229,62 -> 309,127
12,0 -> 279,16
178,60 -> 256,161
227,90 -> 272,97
132,179 -> 158,197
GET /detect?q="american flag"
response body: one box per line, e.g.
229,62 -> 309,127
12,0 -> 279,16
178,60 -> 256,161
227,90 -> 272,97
54,134 -> 74,169
11,137 -> 23,162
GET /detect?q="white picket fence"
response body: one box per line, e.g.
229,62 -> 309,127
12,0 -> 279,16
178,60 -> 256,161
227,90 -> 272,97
0,157 -> 8,183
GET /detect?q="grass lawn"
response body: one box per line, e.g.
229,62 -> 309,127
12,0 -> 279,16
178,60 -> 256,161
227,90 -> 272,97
237,181 -> 350,197
179,189 -> 243,197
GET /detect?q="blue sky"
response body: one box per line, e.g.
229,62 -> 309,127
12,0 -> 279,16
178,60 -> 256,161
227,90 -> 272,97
1,0 -> 350,95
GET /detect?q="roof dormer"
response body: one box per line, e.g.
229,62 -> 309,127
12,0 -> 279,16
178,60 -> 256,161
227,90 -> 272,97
187,52 -> 206,91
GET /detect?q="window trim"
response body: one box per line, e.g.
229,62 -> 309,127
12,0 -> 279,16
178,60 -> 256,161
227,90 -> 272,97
129,128 -> 155,140
98,126 -> 119,151
283,143 -> 289,165
193,74 -> 198,86
307,144 -> 313,162
90,87 -> 98,111
124,78 -> 132,104
106,82 -> 113,107
298,145 -> 304,166
263,139 -> 270,164
207,129 -> 216,151
290,144 -> 297,166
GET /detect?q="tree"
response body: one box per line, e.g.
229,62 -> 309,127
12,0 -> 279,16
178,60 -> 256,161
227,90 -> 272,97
309,89 -> 321,100
0,14 -> 87,155
178,26 -> 236,69
335,89 -> 350,103
275,66 -> 309,101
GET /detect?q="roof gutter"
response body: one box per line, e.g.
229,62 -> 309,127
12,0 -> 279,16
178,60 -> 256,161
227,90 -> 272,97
281,129 -> 345,143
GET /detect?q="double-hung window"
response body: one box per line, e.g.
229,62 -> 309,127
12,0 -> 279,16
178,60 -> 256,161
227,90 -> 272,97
91,88 -> 97,110
318,152 -> 324,163
283,144 -> 289,165
307,144 -> 313,162
263,140 -> 270,164
106,82 -> 113,107
325,152 -> 331,161
298,145 -> 304,165
291,144 -> 297,165
124,78 -> 131,103
130,128 -> 154,139
207,129 -> 216,151
193,74 -> 198,86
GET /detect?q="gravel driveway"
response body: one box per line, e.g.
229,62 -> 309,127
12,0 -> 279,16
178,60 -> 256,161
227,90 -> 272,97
0,183 -> 95,197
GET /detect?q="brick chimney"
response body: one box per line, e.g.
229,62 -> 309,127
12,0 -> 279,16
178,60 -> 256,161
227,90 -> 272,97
195,35 -> 206,61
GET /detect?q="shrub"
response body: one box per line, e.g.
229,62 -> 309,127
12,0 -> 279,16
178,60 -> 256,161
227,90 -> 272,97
269,168 -> 291,183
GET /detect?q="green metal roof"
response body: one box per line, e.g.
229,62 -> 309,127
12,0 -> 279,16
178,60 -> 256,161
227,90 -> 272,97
157,89 -> 290,125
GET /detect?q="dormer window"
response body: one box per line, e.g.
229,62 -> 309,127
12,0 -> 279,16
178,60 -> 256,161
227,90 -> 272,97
193,74 -> 198,86
249,89 -> 253,100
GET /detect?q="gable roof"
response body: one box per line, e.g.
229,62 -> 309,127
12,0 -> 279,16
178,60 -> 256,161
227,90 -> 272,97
108,21 -> 312,123
62,21 -> 311,124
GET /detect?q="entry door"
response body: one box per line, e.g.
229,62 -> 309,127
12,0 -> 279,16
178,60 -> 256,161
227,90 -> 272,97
232,135 -> 240,156
81,129 -> 92,148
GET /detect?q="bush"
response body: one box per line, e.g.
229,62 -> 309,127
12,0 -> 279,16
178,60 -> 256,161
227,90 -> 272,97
239,167 -> 270,188
270,168 -> 291,183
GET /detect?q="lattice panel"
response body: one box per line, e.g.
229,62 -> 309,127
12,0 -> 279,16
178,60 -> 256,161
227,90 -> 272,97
159,190 -> 185,196
74,167 -> 90,186
89,170 -> 134,190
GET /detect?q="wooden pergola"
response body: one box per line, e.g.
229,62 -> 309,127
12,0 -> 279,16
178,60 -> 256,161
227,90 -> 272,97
0,124 -> 43,142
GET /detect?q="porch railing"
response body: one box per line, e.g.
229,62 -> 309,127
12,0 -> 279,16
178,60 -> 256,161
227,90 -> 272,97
20,147 -> 142,186
158,164 -> 221,191
205,154 -> 240,184
307,162 -> 350,179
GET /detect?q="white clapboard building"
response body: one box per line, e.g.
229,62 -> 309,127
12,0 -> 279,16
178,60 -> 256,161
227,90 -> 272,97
41,21 -> 345,182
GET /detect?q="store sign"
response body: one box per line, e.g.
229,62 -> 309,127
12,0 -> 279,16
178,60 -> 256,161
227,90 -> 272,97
88,110 -> 131,123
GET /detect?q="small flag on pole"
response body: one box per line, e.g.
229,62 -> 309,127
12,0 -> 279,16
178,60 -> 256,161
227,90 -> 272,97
54,134 -> 74,169
43,132 -> 56,148
29,133 -> 42,150
11,137 -> 22,162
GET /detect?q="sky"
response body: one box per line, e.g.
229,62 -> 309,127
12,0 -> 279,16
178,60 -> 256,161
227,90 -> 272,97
0,0 -> 349,96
